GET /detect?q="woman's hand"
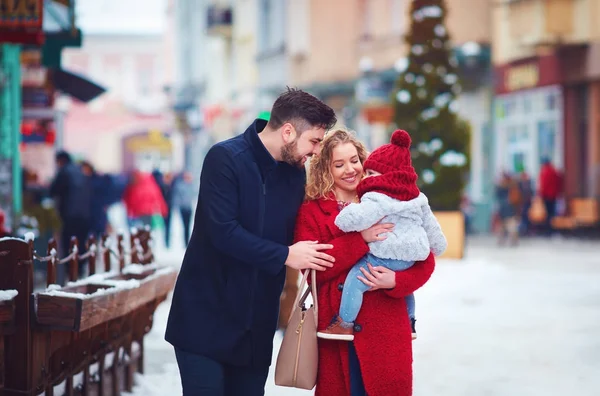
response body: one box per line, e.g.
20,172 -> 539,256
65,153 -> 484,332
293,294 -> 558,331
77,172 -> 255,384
360,223 -> 394,243
357,263 -> 396,291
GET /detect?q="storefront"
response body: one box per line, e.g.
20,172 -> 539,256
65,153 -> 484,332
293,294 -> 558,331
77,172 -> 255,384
561,43 -> 600,199
122,129 -> 174,174
494,55 -> 564,184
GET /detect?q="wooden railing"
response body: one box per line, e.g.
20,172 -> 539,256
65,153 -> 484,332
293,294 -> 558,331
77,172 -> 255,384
0,227 -> 177,396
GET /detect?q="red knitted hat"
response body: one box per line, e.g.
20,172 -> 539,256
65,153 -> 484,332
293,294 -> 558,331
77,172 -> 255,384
357,129 -> 420,201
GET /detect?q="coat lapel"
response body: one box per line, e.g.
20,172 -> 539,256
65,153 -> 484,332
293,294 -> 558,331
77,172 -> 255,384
316,198 -> 346,239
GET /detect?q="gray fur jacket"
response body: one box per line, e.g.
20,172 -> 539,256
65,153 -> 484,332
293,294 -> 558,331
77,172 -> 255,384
335,192 -> 447,262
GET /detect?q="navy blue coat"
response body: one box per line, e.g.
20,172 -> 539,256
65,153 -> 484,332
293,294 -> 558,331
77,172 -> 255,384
165,119 -> 306,369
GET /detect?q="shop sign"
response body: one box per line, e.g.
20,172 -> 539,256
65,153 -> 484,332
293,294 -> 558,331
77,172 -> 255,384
125,130 -> 172,154
22,86 -> 52,108
495,55 -> 562,95
0,0 -> 44,29
505,64 -> 539,92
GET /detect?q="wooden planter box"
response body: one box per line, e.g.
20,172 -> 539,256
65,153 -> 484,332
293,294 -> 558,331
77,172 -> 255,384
33,266 -> 177,332
0,294 -> 16,335
433,210 -> 465,259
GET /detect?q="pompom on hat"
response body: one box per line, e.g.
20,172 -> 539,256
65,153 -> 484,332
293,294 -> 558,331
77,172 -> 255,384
357,129 -> 420,201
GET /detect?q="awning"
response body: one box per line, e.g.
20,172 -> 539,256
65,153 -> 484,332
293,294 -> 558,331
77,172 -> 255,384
50,68 -> 106,103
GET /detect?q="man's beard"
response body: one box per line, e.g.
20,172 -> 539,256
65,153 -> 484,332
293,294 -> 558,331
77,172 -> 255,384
281,140 -> 305,169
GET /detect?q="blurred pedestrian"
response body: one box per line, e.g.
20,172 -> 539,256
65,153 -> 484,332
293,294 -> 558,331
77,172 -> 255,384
538,158 -> 562,236
495,172 -> 520,246
122,169 -> 168,229
49,151 -> 92,281
152,169 -> 173,247
170,171 -> 195,247
0,208 -> 10,238
518,170 -> 534,235
81,161 -> 122,238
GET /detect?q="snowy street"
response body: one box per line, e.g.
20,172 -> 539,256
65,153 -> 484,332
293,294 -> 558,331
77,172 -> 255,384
131,235 -> 600,396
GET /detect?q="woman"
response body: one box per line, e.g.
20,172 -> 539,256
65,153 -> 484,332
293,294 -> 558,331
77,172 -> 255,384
294,129 -> 436,396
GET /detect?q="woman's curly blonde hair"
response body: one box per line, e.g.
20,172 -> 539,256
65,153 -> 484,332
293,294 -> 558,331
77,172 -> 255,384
305,128 -> 368,201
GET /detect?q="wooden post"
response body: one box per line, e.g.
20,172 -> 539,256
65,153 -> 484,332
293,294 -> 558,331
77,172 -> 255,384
129,230 -> 141,265
0,237 -> 34,395
65,376 -> 74,395
124,342 -> 134,392
87,235 -> 97,276
98,353 -> 106,396
69,237 -> 79,282
111,347 -> 120,396
47,239 -> 58,287
139,228 -> 153,265
102,234 -> 111,273
117,234 -> 125,273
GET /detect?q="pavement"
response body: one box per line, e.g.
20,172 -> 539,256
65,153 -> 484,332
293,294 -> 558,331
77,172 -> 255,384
127,235 -> 600,396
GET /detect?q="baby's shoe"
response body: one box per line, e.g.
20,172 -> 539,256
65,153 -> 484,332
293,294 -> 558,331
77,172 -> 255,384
317,316 -> 354,341
411,318 -> 417,340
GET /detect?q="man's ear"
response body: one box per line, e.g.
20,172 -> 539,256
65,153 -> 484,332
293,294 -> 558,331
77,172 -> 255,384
281,123 -> 296,144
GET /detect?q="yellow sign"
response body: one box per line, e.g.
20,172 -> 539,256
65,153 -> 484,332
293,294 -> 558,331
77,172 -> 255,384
505,64 -> 539,92
126,131 -> 172,154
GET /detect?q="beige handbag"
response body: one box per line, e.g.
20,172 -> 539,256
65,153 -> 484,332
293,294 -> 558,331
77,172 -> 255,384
274,269 -> 318,390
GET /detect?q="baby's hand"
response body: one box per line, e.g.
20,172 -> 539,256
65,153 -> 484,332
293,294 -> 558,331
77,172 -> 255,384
360,222 -> 393,243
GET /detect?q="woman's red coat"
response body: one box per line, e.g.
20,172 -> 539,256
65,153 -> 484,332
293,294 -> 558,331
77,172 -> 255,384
294,197 -> 436,396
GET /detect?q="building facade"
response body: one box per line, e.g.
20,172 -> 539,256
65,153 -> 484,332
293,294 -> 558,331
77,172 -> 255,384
61,32 -> 177,174
286,0 -> 494,231
492,0 -> 600,201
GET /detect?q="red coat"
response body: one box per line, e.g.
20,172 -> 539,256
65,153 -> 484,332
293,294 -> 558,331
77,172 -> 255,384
294,197 -> 436,396
122,172 -> 168,218
538,164 -> 562,200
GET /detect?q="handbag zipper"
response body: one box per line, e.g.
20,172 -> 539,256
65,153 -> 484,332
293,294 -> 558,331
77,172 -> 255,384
292,310 -> 306,386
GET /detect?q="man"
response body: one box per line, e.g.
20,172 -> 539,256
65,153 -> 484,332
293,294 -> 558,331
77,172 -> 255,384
49,151 -> 92,280
165,88 -> 338,395
538,158 -> 562,235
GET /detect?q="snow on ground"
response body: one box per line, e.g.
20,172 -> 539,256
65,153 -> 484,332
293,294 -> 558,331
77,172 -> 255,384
125,236 -> 600,396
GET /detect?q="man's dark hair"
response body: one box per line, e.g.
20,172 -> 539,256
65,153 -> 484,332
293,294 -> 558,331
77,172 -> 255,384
268,87 -> 337,132
55,150 -> 72,164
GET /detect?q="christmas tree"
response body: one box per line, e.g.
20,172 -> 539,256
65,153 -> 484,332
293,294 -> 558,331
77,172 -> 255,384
391,0 -> 470,211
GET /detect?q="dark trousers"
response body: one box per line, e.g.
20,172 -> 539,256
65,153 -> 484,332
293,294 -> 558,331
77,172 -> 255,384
164,209 -> 172,248
165,207 -> 192,248
174,347 -> 269,396
543,198 -> 557,235
349,342 -> 367,396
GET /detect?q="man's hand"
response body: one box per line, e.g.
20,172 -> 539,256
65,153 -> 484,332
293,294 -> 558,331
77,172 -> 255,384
286,241 -> 335,271
360,223 -> 394,243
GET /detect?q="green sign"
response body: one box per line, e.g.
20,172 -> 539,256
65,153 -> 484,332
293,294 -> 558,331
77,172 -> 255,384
0,44 -> 23,227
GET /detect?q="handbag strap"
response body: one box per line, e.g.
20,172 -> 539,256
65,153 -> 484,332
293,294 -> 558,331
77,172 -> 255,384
288,269 -> 319,324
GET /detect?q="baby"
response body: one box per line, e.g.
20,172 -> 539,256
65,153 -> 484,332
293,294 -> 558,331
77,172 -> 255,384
316,130 -> 447,341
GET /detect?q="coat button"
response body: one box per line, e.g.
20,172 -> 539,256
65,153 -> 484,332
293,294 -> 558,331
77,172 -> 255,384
354,324 -> 362,332
337,283 -> 344,291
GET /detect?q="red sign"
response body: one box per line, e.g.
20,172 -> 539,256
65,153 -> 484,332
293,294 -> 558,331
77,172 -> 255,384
495,55 -> 562,95
0,0 -> 44,45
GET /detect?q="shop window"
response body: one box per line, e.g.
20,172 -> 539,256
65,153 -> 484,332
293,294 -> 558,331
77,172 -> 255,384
537,120 -> 556,163
546,92 -> 556,111
523,96 -> 532,113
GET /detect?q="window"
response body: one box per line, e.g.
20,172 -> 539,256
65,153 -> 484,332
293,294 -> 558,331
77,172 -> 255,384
288,0 -> 310,55
259,0 -> 272,51
390,0 -> 406,36
138,67 -> 152,96
359,0 -> 372,39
